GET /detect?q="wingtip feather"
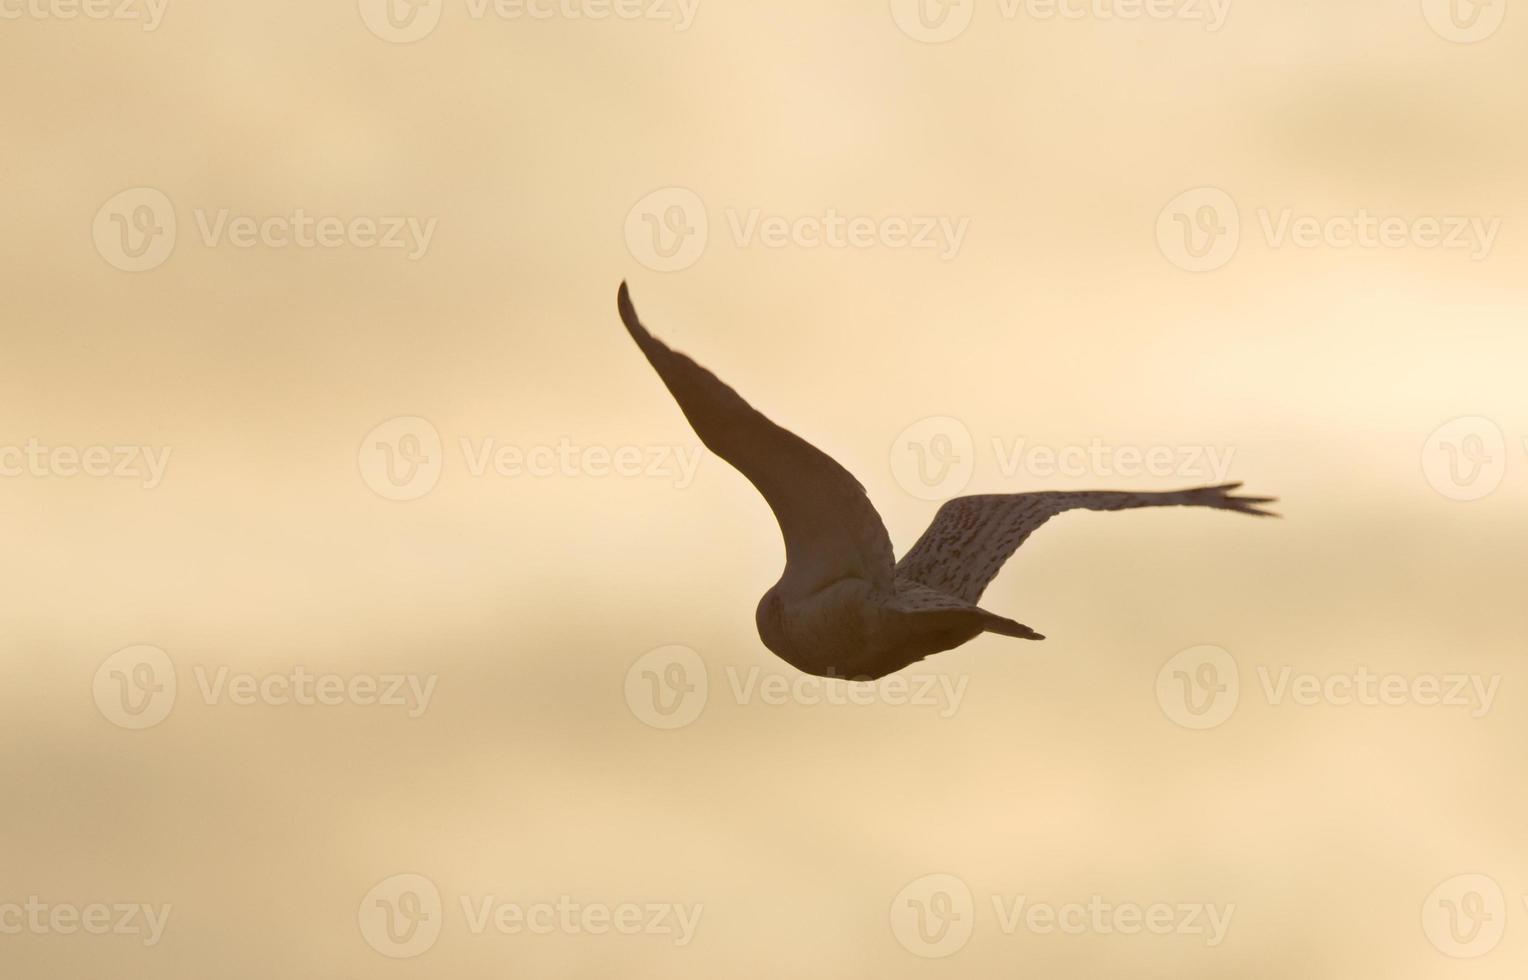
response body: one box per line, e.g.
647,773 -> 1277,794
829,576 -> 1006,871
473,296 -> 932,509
617,280 -> 639,330
618,279 -> 669,364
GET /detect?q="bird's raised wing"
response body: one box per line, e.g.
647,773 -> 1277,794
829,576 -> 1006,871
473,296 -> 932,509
896,484 -> 1277,603
618,283 -> 895,593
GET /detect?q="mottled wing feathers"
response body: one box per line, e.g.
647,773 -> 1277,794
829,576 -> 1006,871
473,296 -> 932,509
618,283 -> 895,592
896,484 -> 1276,603
895,493 -> 1059,604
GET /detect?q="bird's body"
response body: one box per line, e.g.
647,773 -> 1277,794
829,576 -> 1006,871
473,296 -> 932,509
618,283 -> 1275,680
756,577 -> 1011,680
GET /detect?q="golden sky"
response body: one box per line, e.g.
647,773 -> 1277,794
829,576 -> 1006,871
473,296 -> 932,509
2,1 -> 1526,977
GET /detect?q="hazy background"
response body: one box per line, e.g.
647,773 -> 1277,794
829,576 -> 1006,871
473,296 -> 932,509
3,1 -> 1526,976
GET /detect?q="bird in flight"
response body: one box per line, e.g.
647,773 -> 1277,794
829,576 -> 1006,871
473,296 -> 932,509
618,282 -> 1276,680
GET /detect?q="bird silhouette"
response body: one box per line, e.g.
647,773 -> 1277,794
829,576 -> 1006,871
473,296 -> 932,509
618,282 -> 1276,680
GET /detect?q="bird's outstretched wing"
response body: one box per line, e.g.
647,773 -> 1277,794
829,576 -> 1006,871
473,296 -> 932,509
896,484 -> 1277,603
618,283 -> 895,592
